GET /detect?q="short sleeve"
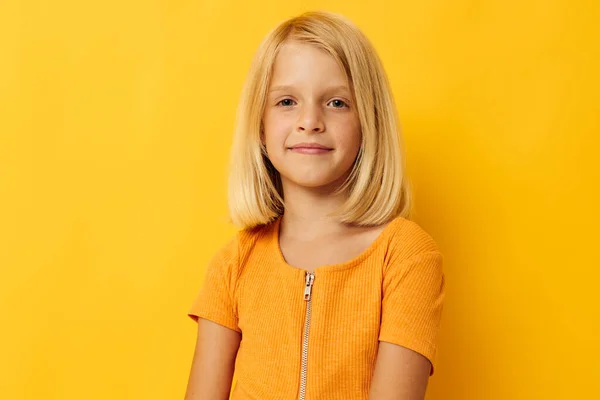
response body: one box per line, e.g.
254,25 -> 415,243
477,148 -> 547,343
379,250 -> 446,376
187,235 -> 242,333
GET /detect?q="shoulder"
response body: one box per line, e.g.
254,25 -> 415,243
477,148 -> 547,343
385,217 -> 442,266
213,218 -> 277,268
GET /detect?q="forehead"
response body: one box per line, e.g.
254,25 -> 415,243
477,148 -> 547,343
269,40 -> 349,89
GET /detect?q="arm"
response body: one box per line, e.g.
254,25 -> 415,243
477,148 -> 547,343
373,247 -> 446,399
368,341 -> 431,400
184,318 -> 241,400
185,234 -> 242,398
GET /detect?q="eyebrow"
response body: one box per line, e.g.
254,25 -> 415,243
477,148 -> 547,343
268,84 -> 352,95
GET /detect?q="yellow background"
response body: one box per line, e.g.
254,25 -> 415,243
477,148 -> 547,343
1,1 -> 598,399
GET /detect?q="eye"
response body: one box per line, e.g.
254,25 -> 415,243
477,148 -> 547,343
328,99 -> 349,109
276,98 -> 296,107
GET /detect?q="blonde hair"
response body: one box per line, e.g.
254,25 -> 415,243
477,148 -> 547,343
227,10 -> 413,229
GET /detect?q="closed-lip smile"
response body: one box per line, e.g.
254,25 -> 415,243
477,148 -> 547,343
289,142 -> 333,150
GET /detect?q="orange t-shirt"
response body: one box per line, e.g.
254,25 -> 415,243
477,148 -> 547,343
188,215 -> 446,399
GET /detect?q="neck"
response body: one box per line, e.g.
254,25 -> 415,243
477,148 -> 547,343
278,177 -> 351,240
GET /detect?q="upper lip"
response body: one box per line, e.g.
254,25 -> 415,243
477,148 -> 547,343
289,142 -> 333,150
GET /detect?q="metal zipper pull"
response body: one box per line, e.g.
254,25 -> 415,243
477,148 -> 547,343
304,271 -> 314,301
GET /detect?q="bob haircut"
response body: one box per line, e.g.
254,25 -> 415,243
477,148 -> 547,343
227,10 -> 413,229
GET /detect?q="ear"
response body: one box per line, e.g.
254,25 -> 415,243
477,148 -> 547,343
259,122 -> 268,157
260,121 -> 266,144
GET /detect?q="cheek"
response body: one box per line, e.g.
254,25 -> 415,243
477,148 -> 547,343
263,113 -> 292,146
333,118 -> 362,149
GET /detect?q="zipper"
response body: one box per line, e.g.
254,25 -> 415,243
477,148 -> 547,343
298,270 -> 315,400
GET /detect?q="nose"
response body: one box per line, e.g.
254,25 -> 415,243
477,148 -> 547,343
297,103 -> 324,133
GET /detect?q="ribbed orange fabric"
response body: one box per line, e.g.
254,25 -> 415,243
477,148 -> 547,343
188,215 -> 446,399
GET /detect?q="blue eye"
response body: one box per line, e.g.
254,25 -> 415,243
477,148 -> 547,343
277,98 -> 296,107
329,99 -> 348,108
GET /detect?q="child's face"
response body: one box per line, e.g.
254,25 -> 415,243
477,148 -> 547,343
262,40 -> 361,192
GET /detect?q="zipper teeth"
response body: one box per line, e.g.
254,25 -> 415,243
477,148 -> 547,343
299,272 -> 314,400
298,298 -> 311,400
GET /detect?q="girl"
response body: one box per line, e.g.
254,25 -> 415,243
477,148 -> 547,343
185,10 -> 446,400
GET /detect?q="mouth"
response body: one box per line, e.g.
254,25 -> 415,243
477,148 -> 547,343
288,146 -> 333,155
288,143 -> 333,150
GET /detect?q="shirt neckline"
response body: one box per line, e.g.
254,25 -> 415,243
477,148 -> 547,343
270,215 -> 406,274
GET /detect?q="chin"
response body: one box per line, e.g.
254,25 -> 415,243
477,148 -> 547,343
287,174 -> 347,190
